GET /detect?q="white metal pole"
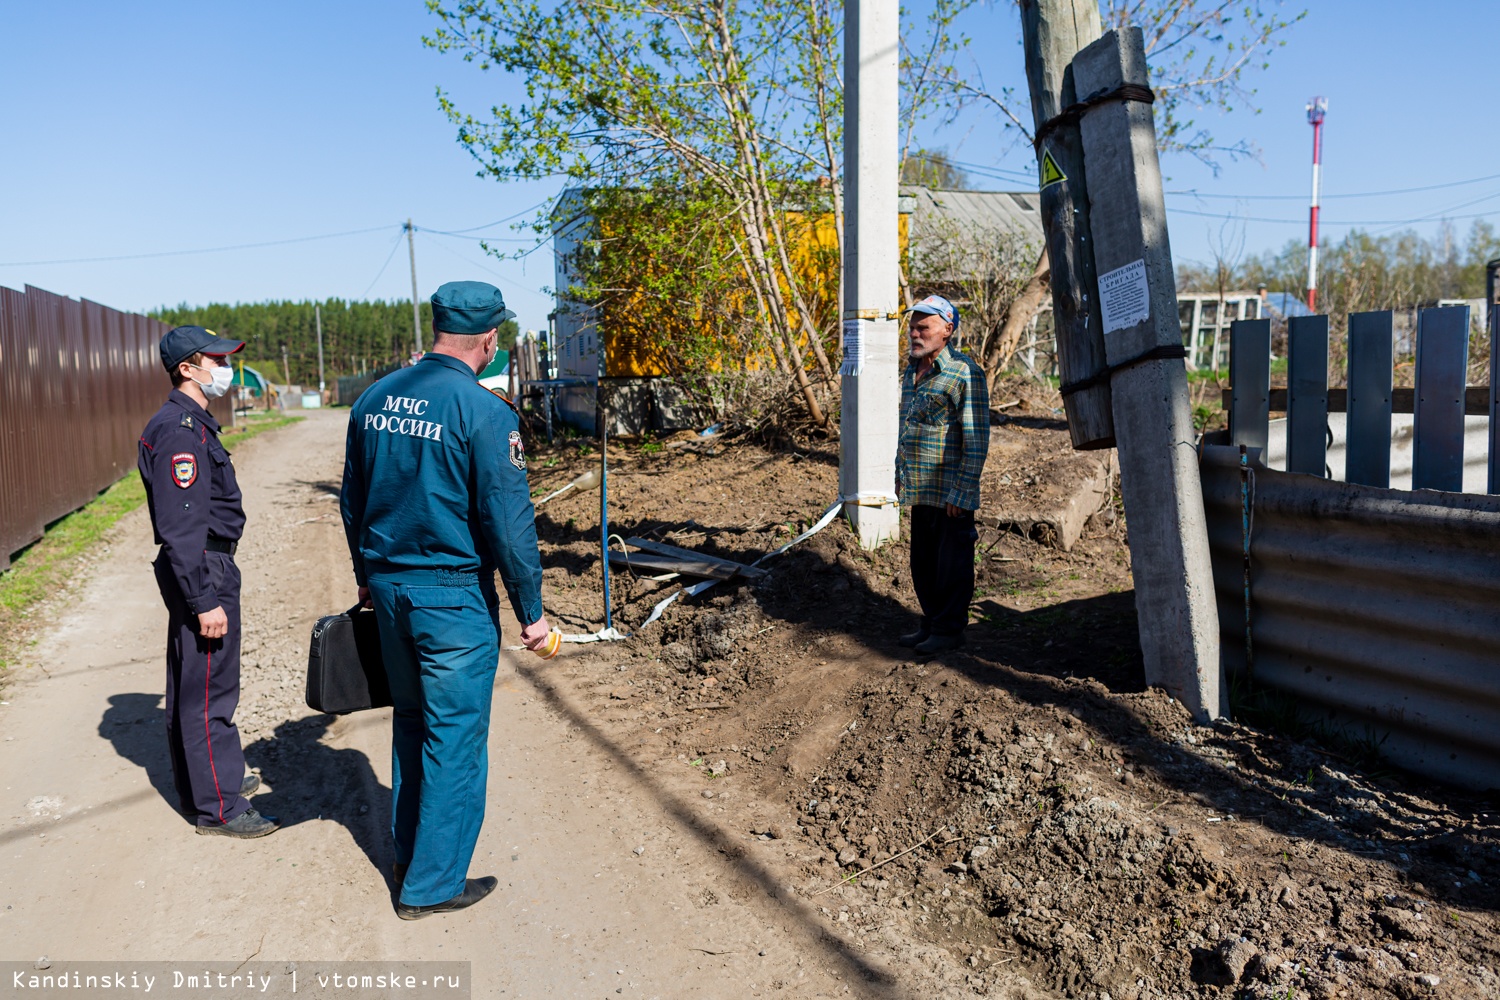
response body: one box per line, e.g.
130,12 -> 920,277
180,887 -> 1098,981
838,0 -> 901,549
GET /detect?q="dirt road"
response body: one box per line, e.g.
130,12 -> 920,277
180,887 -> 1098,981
0,411 -> 873,998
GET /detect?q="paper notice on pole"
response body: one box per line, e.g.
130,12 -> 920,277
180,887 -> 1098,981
839,319 -> 865,376
1099,258 -> 1150,334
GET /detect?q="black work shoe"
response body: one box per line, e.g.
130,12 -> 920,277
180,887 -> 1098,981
913,633 -> 964,655
396,877 -> 499,921
393,863 -> 408,886
196,807 -> 280,839
240,772 -> 261,796
898,628 -> 930,648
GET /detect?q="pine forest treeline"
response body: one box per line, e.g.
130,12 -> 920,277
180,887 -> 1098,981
150,299 -> 435,387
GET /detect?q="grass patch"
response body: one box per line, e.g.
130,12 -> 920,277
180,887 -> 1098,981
1228,669 -> 1392,777
0,412 -> 302,678
222,412 -> 304,443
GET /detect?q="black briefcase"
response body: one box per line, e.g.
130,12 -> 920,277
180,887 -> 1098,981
305,604 -> 391,714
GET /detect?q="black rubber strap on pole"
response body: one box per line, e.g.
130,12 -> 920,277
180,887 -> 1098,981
1034,83 -> 1156,150
1058,343 -> 1187,398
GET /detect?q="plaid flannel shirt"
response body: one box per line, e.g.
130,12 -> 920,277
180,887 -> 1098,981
896,344 -> 991,510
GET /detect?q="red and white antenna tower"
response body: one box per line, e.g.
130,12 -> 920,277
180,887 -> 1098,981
1306,96 -> 1327,311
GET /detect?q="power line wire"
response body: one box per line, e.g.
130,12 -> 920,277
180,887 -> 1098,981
1171,206 -> 1500,225
419,231 -> 537,294
419,200 -> 553,236
418,228 -> 540,245
1170,190 -> 1500,227
0,225 -> 396,267
359,230 -> 408,299
938,158 -> 1500,206
1168,170 -> 1500,202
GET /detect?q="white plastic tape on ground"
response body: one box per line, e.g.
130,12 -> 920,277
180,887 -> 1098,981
548,496 -> 850,642
507,495 -> 884,649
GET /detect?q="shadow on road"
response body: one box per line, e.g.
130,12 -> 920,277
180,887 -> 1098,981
511,660 -> 909,1000
97,694 -> 394,889
98,693 -> 183,822
243,714 -> 393,885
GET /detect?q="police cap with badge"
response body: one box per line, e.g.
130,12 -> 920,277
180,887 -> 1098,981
160,325 -> 245,371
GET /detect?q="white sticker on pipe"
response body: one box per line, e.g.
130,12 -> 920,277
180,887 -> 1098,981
1099,259 -> 1150,334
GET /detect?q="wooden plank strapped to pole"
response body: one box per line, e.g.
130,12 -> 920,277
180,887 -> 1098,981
1071,27 -> 1221,720
1019,0 -> 1115,451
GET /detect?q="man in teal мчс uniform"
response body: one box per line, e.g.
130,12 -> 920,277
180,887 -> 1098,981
341,280 -> 552,920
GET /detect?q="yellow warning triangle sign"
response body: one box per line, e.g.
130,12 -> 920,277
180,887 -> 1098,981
1039,150 -> 1067,189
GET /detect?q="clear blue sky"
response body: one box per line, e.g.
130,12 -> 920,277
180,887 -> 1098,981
2,1 -> 1497,328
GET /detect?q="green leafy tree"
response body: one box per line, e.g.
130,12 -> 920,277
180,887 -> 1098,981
426,0 -> 853,426
559,185 -> 835,426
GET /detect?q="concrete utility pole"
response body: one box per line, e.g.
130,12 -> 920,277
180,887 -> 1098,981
838,0 -> 901,549
405,219 -> 424,355
1020,0 -> 1114,451
1071,27 -> 1221,720
314,303 -> 326,392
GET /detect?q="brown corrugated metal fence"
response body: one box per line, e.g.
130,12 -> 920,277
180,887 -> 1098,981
0,283 -> 232,571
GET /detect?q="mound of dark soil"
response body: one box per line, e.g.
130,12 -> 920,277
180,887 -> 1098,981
524,412 -> 1500,999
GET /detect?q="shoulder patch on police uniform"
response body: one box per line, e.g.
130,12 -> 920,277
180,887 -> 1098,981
171,452 -> 198,488
508,430 -> 526,471
179,413 -> 194,429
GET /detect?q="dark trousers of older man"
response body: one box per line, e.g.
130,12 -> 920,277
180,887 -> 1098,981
908,504 -> 978,637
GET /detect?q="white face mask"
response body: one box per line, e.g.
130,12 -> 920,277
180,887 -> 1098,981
190,362 -> 235,398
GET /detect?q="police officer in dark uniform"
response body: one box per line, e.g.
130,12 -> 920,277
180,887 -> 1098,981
341,281 -> 550,919
138,326 -> 277,838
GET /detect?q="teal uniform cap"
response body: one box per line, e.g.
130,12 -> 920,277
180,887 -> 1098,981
431,280 -> 516,335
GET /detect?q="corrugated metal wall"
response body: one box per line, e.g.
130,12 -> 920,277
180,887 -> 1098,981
1199,443 -> 1500,788
0,284 -> 231,570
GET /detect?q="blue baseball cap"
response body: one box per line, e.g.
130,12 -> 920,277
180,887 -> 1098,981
159,325 -> 244,371
431,280 -> 516,335
909,294 -> 959,332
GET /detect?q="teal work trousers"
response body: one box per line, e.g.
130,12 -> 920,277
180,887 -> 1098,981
366,572 -> 501,907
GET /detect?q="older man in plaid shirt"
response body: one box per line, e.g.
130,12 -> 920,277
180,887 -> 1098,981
896,295 -> 991,654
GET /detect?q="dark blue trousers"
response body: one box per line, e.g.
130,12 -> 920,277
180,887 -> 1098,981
367,572 -> 501,907
154,550 -> 250,827
909,504 -> 978,636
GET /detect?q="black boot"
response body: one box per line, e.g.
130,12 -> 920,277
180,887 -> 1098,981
898,627 -> 930,648
396,877 -> 499,920
913,633 -> 964,655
